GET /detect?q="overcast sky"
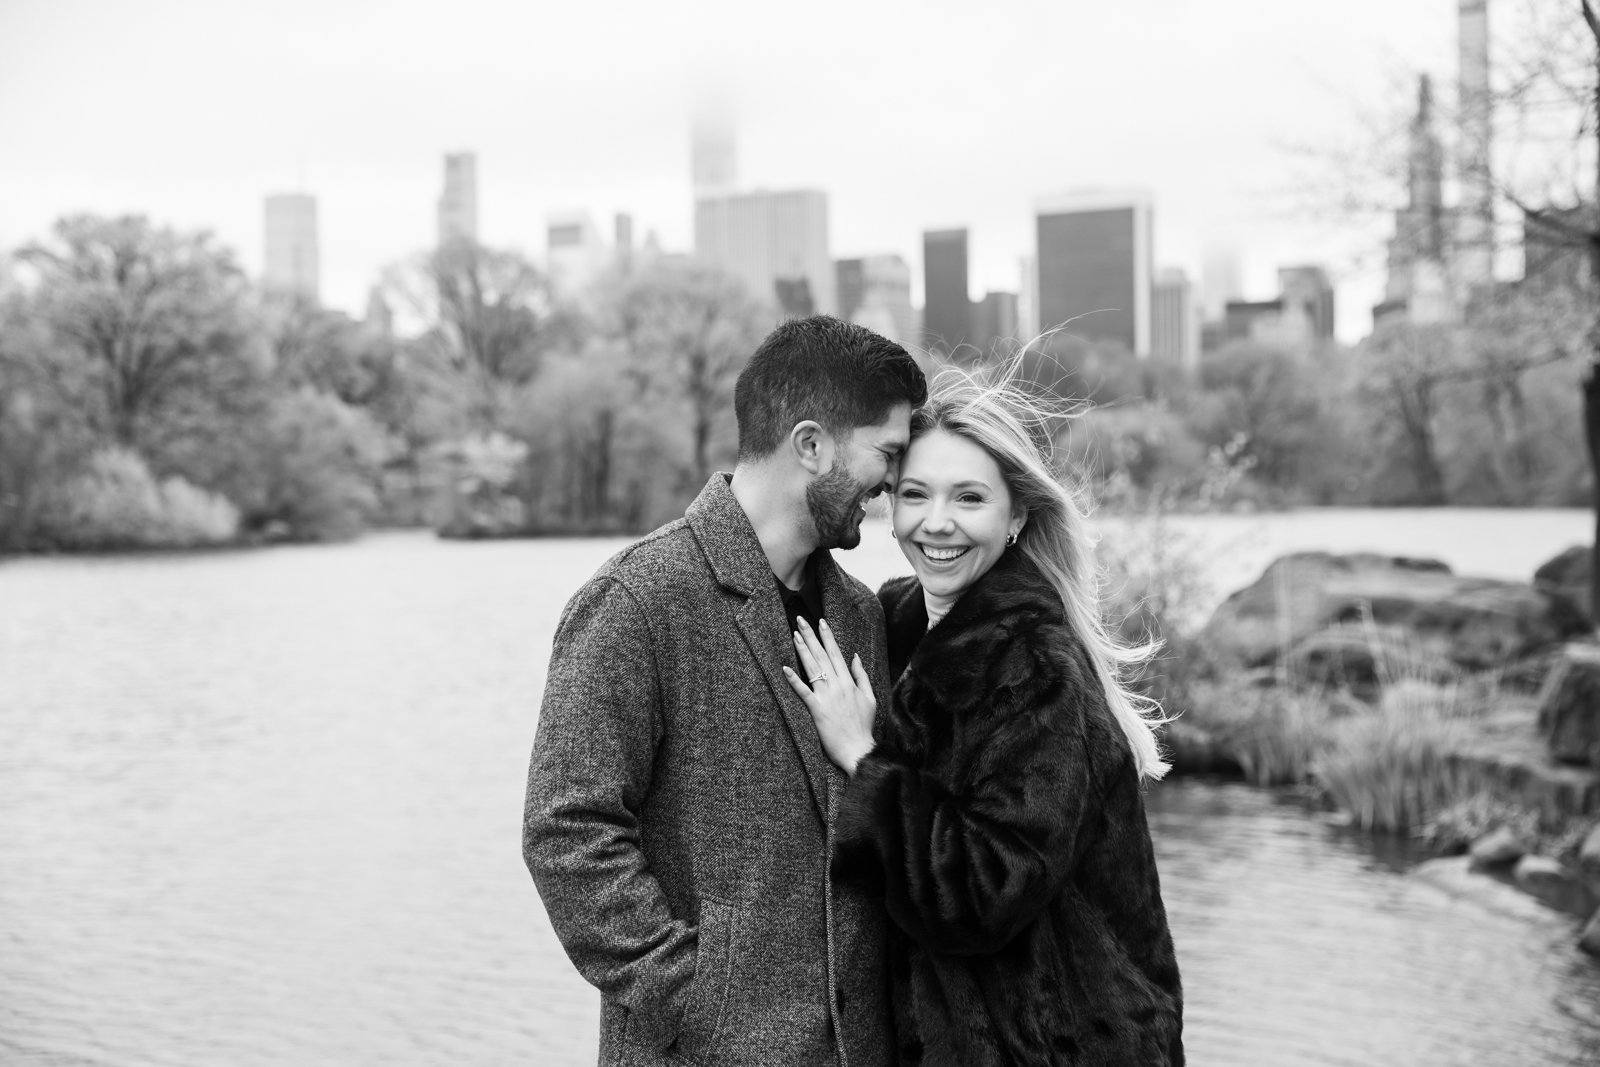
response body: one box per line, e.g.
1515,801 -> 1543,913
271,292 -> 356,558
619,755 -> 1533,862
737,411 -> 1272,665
2,0 -> 1487,342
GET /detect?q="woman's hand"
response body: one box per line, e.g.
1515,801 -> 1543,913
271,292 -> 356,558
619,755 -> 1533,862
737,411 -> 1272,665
781,617 -> 877,776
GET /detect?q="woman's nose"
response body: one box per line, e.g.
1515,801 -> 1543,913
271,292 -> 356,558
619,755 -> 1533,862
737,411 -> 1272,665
921,503 -> 955,533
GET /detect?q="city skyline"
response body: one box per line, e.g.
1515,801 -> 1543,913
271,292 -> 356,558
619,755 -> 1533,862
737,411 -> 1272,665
0,0 -> 1499,343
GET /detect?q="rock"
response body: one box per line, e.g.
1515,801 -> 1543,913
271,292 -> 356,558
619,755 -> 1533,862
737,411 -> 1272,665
1202,553 -> 1590,681
1468,827 -> 1530,869
1514,855 -> 1582,904
1579,824 -> 1600,883
1536,642 -> 1600,770
1534,545 -> 1593,625
1285,624 -> 1457,698
1582,909 -> 1600,958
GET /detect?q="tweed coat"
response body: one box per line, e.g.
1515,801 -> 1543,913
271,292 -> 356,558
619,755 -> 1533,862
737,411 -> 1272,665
832,551 -> 1184,1067
524,474 -> 894,1067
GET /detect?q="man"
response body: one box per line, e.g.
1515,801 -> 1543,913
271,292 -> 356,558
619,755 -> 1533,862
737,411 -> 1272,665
524,315 -> 927,1066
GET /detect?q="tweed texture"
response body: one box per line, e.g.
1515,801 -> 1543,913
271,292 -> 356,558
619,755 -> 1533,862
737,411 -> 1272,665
524,474 -> 893,1067
833,551 -> 1184,1067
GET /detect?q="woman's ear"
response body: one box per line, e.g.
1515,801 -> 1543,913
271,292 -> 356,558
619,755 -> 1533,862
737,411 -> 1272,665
1010,507 -> 1028,540
790,421 -> 830,475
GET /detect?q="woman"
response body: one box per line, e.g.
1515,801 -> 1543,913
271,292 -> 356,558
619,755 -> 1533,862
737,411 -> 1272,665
782,368 -> 1184,1066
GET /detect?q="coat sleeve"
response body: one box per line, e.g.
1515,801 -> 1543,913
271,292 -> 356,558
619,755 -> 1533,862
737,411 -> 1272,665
834,645 -> 1089,956
522,576 -> 694,1051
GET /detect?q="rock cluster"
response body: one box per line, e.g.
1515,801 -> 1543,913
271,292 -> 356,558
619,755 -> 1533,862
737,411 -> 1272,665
1188,546 -> 1600,956
1199,552 -> 1590,696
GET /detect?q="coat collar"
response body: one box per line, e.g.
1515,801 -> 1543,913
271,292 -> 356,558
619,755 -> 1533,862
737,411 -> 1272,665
882,550 -> 1064,666
685,472 -> 868,822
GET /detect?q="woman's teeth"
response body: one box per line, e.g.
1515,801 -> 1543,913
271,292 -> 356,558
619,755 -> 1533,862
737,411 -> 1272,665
920,544 -> 970,562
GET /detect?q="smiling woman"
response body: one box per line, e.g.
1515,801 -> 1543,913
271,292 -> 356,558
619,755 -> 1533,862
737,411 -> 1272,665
788,362 -> 1185,1066
891,430 -> 1024,624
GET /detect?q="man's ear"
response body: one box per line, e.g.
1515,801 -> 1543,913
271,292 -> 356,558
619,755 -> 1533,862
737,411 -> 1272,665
789,421 -> 831,475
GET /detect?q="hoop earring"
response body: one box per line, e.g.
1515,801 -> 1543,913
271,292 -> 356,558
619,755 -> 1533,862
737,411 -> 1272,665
890,527 -> 898,539
1005,532 -> 1018,547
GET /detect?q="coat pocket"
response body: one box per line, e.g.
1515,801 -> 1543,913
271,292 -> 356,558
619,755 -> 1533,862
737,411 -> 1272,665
672,896 -> 738,1063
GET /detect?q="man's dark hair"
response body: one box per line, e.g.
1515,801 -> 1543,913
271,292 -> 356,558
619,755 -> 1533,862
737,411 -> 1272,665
734,316 -> 927,461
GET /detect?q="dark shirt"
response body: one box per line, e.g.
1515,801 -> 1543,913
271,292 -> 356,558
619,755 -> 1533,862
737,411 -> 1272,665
775,553 -> 826,656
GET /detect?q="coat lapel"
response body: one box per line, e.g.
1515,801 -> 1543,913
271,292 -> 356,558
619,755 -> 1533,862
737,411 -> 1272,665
687,474 -> 834,825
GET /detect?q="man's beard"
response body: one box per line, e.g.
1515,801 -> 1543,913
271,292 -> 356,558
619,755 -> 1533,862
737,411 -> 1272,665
806,464 -> 872,550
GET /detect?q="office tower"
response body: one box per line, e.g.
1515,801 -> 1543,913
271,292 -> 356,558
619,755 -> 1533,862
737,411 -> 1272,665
694,189 -> 834,315
1151,268 -> 1200,373
1035,190 -> 1152,355
614,212 -> 634,267
1455,0 -> 1493,293
970,291 -> 1019,356
547,211 -> 607,295
1522,205 -> 1590,291
1277,265 -> 1336,342
1376,77 -> 1455,327
692,98 -> 738,200
438,152 -> 478,246
1017,255 -> 1039,339
922,229 -> 970,353
263,193 -> 319,302
836,255 -> 915,346
364,285 -> 393,337
1201,243 -> 1243,322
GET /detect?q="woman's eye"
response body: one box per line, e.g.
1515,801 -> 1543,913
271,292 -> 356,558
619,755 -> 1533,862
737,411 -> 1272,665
958,494 -> 982,504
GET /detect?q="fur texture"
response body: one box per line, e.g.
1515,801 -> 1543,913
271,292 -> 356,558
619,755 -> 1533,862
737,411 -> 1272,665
833,551 -> 1184,1066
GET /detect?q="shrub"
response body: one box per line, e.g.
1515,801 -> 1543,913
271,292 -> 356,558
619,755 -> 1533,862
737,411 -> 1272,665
44,447 -> 238,550
1183,678 -> 1335,785
1311,682 -> 1473,833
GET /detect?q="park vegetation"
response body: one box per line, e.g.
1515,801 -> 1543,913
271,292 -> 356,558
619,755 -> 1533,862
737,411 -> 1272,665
0,210 -> 1591,555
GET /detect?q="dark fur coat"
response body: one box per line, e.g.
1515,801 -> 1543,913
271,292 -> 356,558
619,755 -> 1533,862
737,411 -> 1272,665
833,551 -> 1184,1066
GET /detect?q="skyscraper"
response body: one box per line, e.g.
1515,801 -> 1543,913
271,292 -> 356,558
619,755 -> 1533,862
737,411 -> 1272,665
970,291 -> 1019,356
836,255 -> 915,346
1455,0 -> 1493,294
438,152 -> 478,246
922,229 -> 970,353
1151,268 -> 1199,373
694,189 -> 833,315
1035,190 -> 1153,355
263,193 -> 318,302
547,211 -> 607,296
1277,265 -> 1336,342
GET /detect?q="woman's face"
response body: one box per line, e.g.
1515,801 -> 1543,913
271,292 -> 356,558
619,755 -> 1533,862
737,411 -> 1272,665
892,428 -> 1021,602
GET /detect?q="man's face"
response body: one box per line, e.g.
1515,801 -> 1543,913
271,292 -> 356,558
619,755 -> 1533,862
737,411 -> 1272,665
806,403 -> 913,550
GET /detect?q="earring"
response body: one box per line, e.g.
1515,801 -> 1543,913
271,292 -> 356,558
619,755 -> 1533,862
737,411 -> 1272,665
1005,532 -> 1018,547
890,527 -> 898,539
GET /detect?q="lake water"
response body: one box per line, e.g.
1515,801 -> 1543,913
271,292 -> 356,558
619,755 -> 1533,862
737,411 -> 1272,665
1,509 -> 1596,1065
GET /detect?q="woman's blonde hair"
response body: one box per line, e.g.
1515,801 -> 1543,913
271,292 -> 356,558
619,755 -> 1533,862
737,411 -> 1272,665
909,354 -> 1171,780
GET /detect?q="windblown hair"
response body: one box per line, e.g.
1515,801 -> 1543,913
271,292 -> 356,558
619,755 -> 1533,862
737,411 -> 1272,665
735,315 -> 927,460
910,357 -> 1171,779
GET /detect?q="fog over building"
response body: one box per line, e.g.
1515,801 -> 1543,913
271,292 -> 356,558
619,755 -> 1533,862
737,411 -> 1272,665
262,193 -> 318,302
438,152 -> 478,246
1035,190 -> 1152,356
692,98 -> 738,200
695,189 -> 834,315
922,228 -> 971,353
